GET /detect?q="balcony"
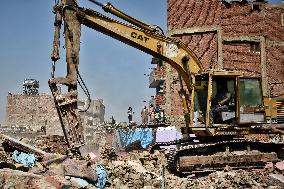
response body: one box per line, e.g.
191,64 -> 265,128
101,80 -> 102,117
149,67 -> 165,88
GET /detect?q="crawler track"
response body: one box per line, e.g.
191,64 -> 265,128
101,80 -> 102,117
155,139 -> 284,175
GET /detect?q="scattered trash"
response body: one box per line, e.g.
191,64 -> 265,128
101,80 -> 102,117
88,152 -> 97,160
65,176 -> 89,187
95,164 -> 107,189
12,150 -> 36,168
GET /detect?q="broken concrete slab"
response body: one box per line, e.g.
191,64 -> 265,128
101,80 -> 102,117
275,160 -> 284,172
1,134 -> 46,160
0,168 -> 73,189
269,174 -> 284,188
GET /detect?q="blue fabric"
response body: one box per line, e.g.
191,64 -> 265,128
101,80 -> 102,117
65,165 -> 107,188
65,176 -> 89,187
95,164 -> 107,189
118,128 -> 152,148
12,150 -> 36,167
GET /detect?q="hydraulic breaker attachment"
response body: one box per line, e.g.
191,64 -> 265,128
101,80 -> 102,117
49,79 -> 85,153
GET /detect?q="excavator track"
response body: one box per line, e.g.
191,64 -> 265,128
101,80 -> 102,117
162,139 -> 284,175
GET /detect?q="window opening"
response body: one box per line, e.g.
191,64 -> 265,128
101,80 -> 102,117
250,42 -> 260,54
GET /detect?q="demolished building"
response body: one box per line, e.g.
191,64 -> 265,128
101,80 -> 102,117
78,99 -> 105,126
4,93 -> 62,138
3,91 -> 107,142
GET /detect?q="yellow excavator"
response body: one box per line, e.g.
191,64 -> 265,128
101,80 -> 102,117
49,0 -> 284,174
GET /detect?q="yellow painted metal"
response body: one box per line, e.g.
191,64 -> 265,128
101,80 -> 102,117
208,70 -> 243,76
55,0 -> 205,137
264,94 -> 284,120
264,97 -> 277,117
190,76 -> 196,126
77,7 -> 203,93
206,74 -> 212,127
101,2 -> 156,32
236,77 -> 240,122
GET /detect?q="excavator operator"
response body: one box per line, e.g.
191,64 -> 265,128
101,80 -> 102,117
211,81 -> 231,123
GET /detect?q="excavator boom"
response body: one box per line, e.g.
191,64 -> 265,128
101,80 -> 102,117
77,5 -> 203,89
49,0 -> 202,151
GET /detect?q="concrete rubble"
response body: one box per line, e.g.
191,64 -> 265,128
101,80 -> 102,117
0,133 -> 283,189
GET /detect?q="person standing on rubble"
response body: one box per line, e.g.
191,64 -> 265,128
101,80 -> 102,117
141,106 -> 148,125
160,109 -> 165,123
155,105 -> 161,124
127,107 -> 134,123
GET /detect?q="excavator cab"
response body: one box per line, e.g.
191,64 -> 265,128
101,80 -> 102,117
192,71 -> 239,128
192,71 -> 265,131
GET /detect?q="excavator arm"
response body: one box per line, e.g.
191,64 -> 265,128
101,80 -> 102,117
49,0 -> 203,152
62,1 -> 202,88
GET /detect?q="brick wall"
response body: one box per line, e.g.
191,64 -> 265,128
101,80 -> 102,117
165,0 -> 284,123
5,94 -> 62,136
223,42 -> 261,76
155,94 -> 166,106
154,66 -> 166,78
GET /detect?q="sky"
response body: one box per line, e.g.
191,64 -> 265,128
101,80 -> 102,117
0,0 -> 282,125
0,0 -> 166,125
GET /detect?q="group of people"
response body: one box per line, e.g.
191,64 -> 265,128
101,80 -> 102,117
127,105 -> 165,125
141,104 -> 165,125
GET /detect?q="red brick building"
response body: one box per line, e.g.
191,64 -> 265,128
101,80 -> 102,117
149,0 -> 284,124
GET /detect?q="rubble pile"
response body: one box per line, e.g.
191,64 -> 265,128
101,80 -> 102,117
100,149 -> 284,189
0,134 -> 284,188
100,145 -> 118,161
92,148 -> 284,189
0,146 -> 7,161
170,170 -> 283,189
35,135 -> 67,154
0,168 -> 77,189
109,160 -> 160,189
102,150 -> 166,189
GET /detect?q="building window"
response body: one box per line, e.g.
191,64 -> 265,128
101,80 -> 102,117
156,82 -> 165,94
249,42 -> 260,54
251,4 -> 260,11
